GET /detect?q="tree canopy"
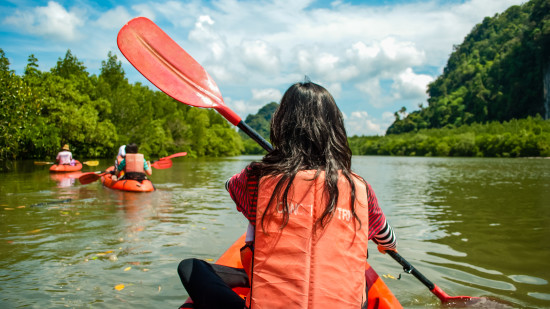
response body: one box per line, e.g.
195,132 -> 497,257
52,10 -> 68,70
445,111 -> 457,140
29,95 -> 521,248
0,49 -> 242,171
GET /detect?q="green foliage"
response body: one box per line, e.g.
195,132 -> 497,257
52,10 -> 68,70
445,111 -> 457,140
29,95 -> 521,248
0,49 -> 246,170
387,0 -> 550,134
351,116 -> 550,157
0,49 -> 43,170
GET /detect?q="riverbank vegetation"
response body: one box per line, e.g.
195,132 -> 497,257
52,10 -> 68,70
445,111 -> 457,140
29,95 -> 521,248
0,49 -> 242,171
349,116 -> 550,157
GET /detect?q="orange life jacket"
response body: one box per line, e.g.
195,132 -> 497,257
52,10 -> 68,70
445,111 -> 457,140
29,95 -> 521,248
125,153 -> 145,173
247,170 -> 369,309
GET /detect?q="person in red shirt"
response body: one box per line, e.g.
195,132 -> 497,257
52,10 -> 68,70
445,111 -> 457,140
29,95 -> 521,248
177,81 -> 397,309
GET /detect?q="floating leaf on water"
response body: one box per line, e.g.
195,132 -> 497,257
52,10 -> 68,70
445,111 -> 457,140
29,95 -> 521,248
205,258 -> 214,262
124,267 -> 131,272
108,254 -> 118,261
28,229 -> 41,234
114,284 -> 125,291
142,268 -> 149,272
201,227 -> 206,230
158,286 -> 161,293
128,262 -> 141,265
4,208 -> 14,210
96,250 -> 114,256
17,206 -> 25,208
382,274 -> 397,280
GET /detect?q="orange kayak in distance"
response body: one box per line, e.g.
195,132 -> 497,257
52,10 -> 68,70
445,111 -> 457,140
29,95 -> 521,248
49,160 -> 83,172
101,166 -> 155,192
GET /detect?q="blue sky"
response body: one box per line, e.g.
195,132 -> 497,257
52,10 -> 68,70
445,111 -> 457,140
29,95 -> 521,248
0,0 -> 525,136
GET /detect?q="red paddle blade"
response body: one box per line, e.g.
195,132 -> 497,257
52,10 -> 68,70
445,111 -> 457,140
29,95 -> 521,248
431,285 -> 486,307
160,152 -> 187,160
151,159 -> 173,169
117,17 -> 242,125
78,172 -> 103,185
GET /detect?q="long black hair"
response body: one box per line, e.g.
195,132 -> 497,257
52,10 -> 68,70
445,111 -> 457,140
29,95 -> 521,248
251,81 -> 361,231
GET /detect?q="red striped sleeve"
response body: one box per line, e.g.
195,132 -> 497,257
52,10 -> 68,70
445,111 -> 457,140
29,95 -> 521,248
366,182 -> 386,240
227,166 -> 259,225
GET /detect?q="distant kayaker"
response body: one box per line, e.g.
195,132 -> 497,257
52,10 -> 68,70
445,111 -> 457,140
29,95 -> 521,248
56,144 -> 74,166
177,81 -> 398,309
115,143 -> 152,181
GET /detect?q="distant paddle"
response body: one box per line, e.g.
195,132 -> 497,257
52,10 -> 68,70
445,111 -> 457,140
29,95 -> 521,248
78,170 -> 110,185
159,152 -> 187,160
82,161 -> 99,166
35,161 -> 99,166
151,158 -> 173,169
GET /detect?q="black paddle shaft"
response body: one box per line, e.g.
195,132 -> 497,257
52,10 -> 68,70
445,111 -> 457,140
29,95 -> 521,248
387,251 -> 435,290
237,120 -> 273,152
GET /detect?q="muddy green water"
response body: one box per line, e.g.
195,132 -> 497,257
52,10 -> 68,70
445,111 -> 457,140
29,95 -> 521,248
1,156 -> 549,308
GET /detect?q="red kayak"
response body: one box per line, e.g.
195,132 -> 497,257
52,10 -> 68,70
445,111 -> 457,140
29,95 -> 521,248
100,166 -> 155,192
183,233 -> 403,308
49,160 -> 83,172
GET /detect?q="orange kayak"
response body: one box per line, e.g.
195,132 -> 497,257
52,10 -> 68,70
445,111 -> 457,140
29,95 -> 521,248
183,233 -> 403,308
101,166 -> 155,192
49,160 -> 83,172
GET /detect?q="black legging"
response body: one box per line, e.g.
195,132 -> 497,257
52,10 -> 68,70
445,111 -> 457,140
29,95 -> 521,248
178,258 -> 248,309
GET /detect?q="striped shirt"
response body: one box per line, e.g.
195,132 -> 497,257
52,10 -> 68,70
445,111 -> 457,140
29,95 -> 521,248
226,166 -> 397,250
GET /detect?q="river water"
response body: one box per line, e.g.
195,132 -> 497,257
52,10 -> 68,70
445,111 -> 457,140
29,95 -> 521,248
0,156 -> 549,308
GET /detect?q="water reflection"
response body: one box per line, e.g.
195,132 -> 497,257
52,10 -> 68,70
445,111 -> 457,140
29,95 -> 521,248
49,171 -> 82,188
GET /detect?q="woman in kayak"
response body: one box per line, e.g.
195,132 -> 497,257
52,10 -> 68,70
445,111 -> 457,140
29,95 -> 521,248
178,81 -> 397,309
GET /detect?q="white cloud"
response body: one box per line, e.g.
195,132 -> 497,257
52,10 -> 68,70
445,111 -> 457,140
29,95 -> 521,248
131,4 -> 156,21
4,1 -> 84,41
345,110 -> 385,136
95,6 -> 132,30
251,88 -> 282,104
392,68 -> 433,100
241,40 -> 280,74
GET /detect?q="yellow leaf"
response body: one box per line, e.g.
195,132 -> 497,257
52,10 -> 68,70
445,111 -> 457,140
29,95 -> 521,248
4,208 -> 14,210
124,267 -> 131,271
205,258 -> 214,262
96,250 -> 113,256
142,268 -> 149,272
114,284 -> 125,291
17,206 -> 25,208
